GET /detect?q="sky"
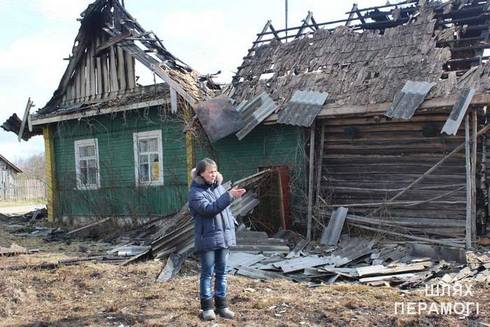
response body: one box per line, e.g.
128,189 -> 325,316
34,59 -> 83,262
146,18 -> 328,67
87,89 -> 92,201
0,0 -> 381,163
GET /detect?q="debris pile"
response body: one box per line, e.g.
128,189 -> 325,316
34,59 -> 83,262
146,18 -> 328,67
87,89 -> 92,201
229,232 -> 490,288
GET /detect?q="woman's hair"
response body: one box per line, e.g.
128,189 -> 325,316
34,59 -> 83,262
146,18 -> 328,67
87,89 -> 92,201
195,158 -> 217,176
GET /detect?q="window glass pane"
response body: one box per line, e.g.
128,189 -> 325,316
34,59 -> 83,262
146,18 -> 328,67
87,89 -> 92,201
80,166 -> 88,185
80,160 -> 87,169
139,163 -> 149,182
150,154 -> 160,181
80,145 -> 95,158
139,154 -> 148,164
147,138 -> 158,152
87,159 -> 97,169
138,139 -> 148,153
88,167 -> 97,185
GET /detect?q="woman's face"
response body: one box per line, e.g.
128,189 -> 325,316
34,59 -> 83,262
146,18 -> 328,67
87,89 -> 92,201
201,165 -> 218,184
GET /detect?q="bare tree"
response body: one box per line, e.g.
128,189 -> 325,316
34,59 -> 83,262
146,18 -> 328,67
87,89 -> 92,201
15,153 -> 45,181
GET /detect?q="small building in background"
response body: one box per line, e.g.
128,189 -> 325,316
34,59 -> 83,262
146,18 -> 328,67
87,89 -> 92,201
0,154 -> 22,200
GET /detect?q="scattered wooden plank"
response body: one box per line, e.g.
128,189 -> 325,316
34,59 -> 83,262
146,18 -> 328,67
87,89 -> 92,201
66,217 -> 112,236
230,244 -> 290,253
121,248 -> 151,266
235,266 -> 289,280
356,262 -> 432,277
274,255 -> 332,273
359,273 -> 416,283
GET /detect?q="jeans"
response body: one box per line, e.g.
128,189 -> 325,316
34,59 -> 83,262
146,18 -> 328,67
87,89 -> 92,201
199,248 -> 229,300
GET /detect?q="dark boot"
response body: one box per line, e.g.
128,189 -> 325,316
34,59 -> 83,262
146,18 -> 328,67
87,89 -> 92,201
200,298 -> 216,321
214,296 -> 235,319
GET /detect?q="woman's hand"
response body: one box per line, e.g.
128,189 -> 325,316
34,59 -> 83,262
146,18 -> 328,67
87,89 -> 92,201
229,186 -> 246,199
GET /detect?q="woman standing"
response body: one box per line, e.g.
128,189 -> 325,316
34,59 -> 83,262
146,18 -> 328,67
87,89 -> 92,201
188,158 -> 246,321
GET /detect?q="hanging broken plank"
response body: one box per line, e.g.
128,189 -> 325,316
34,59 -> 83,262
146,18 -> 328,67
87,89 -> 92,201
384,81 -> 435,119
441,88 -> 475,135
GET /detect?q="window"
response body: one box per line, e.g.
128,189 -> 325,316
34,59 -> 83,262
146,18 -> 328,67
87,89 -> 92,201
74,138 -> 100,190
133,130 -> 163,186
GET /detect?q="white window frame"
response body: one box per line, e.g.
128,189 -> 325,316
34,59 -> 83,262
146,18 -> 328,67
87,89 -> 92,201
133,130 -> 164,186
74,138 -> 100,190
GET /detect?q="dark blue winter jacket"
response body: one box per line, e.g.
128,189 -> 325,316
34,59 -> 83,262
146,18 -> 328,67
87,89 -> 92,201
188,169 -> 237,253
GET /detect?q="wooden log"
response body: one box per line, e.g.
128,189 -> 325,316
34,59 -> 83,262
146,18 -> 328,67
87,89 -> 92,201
276,168 -> 286,229
66,217 -> 111,236
465,115 -> 472,248
315,123 -> 325,207
471,109 -> 477,244
370,124 -> 490,216
306,121 -> 316,241
348,222 -> 465,248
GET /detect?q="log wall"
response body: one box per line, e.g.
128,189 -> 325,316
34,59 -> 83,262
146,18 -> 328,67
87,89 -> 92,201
319,109 -> 484,238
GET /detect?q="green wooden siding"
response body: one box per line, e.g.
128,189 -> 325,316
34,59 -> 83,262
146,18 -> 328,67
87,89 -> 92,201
53,107 -> 188,218
210,124 -> 305,183
52,107 -> 304,220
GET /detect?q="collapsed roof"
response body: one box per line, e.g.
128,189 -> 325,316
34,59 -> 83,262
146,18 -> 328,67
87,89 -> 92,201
230,0 -> 490,112
35,0 -> 217,120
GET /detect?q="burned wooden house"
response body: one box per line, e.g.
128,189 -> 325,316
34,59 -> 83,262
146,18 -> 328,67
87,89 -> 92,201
195,0 -> 490,248
2,0 -> 219,225
2,0 -> 490,250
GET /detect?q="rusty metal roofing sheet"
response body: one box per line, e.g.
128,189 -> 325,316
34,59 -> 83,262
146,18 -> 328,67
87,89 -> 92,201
441,88 -> 475,135
384,81 -> 435,120
235,92 -> 277,140
194,96 -> 244,143
277,90 -> 329,127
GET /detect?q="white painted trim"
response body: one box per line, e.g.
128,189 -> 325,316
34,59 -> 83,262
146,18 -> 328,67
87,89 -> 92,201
133,130 -> 164,187
31,98 -> 170,125
74,138 -> 100,190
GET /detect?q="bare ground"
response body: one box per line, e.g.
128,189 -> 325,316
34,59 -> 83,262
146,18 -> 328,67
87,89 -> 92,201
0,226 -> 489,327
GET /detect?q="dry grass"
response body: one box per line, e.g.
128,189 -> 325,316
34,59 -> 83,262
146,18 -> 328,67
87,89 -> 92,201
0,225 -> 489,326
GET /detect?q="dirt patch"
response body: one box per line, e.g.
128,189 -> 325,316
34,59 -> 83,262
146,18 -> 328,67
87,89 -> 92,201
0,223 -> 488,326
1,257 -> 489,326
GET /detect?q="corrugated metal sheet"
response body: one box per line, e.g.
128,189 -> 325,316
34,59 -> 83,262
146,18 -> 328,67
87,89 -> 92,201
277,90 -> 329,127
441,88 -> 475,135
235,92 -> 277,140
230,192 -> 259,217
384,81 -> 435,120
194,96 -> 244,143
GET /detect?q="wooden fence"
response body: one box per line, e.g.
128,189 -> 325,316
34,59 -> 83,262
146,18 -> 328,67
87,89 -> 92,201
0,174 -> 47,201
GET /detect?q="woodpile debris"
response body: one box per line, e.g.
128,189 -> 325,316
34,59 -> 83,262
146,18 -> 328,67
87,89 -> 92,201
229,233 -> 490,289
